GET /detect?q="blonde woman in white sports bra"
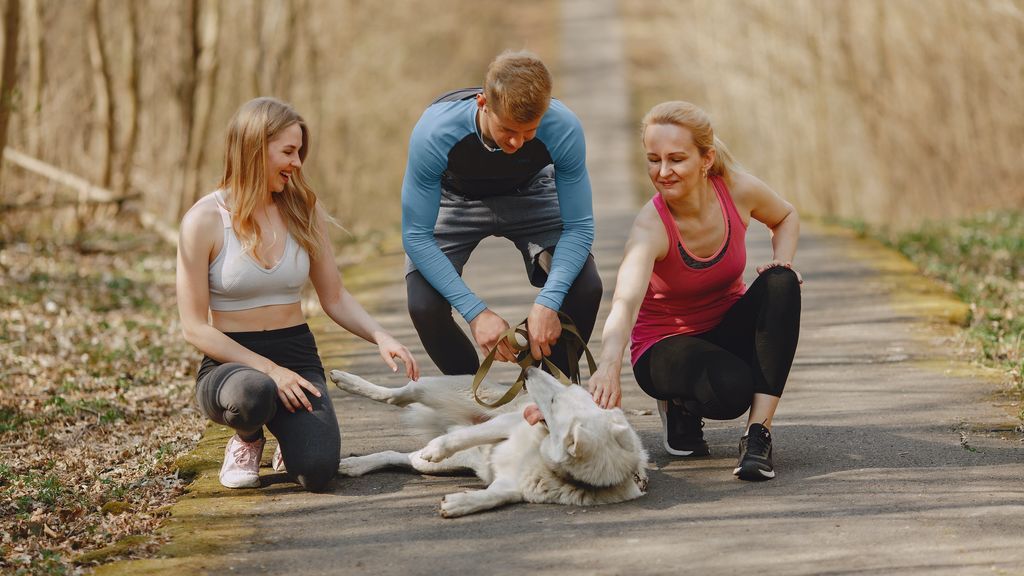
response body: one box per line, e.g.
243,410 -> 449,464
176,97 -> 419,491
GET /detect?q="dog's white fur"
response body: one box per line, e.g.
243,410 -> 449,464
330,367 -> 649,518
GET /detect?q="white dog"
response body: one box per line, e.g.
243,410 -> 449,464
330,367 -> 649,518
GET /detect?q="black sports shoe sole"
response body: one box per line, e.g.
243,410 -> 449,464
733,461 -> 776,481
664,440 -> 711,457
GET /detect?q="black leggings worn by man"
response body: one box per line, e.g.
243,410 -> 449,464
401,51 -> 601,376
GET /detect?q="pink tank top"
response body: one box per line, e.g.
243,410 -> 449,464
630,175 -> 747,364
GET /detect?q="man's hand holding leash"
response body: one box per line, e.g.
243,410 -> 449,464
470,309 -> 516,362
527,303 -> 562,360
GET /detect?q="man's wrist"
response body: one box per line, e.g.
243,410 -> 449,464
532,298 -> 560,314
463,301 -> 488,324
531,301 -> 557,314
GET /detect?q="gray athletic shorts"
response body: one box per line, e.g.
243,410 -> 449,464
405,164 -> 563,287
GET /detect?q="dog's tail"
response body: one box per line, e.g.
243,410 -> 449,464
402,404 -> 454,436
409,384 -> 486,424
401,384 -> 523,435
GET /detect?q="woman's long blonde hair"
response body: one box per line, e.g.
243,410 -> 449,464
640,101 -> 742,179
219,97 -> 324,266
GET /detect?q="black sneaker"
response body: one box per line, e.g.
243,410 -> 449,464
657,400 -> 710,456
734,423 -> 775,481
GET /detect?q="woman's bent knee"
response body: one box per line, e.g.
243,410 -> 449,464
762,266 -> 801,294
700,353 -> 755,420
197,364 -> 277,430
290,452 -> 340,492
276,414 -> 340,492
406,272 -> 452,324
295,469 -> 337,492
572,259 -> 603,306
220,374 -> 277,430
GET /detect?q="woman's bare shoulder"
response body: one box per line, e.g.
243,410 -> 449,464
725,169 -> 762,194
633,198 -> 661,228
729,170 -> 777,197
179,192 -> 224,240
724,170 -> 778,215
628,198 -> 670,256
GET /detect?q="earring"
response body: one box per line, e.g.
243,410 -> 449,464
701,165 -> 709,180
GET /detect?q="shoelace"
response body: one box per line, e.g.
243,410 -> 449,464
746,427 -> 772,455
232,439 -> 262,467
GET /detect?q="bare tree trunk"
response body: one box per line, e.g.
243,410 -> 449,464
808,6 -> 836,217
25,0 -> 43,158
179,0 -> 220,219
0,0 -> 22,191
273,0 -> 297,98
169,0 -> 198,220
87,0 -> 114,189
298,0 -> 325,198
181,0 -> 198,123
117,0 -> 140,199
300,0 -> 323,128
254,1 -> 296,98
253,0 -> 265,96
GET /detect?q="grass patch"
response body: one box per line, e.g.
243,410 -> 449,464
836,211 -> 1023,419
0,232 -> 203,574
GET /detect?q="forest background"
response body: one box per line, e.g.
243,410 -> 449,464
0,0 -> 1021,573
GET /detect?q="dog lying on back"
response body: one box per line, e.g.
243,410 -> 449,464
330,367 -> 649,518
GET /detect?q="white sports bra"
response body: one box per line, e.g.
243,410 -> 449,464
207,190 -> 310,311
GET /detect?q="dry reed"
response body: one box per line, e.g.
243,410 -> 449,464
0,0 -> 558,243
622,0 -> 1024,230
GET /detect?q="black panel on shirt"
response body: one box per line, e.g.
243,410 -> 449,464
443,135 -> 553,200
430,88 -> 554,200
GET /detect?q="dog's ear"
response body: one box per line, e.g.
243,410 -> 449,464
566,422 -> 591,458
611,422 -> 638,452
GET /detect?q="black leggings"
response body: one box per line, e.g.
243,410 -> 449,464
407,252 -> 603,376
633,267 -> 801,420
195,324 -> 340,492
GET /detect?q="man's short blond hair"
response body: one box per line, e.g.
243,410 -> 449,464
483,50 -> 552,123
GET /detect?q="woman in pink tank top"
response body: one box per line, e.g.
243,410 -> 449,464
588,101 -> 802,481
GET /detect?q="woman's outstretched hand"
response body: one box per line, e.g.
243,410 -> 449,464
588,364 -> 622,409
267,364 -> 321,413
376,334 -> 420,381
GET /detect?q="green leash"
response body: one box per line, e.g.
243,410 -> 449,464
471,311 -> 597,408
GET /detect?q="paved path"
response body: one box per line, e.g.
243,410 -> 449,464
143,2 -> 1023,574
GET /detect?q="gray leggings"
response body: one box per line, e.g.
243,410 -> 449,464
195,323 -> 340,492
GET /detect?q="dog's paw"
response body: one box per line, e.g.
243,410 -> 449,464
337,457 -> 373,477
419,438 -> 451,463
329,370 -> 365,395
329,370 -> 354,389
439,492 -> 474,518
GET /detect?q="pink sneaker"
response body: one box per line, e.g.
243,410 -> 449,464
272,444 -> 286,472
219,435 -> 265,488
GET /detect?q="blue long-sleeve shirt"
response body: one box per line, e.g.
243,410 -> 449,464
401,91 -> 595,322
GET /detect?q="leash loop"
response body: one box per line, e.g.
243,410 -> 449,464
470,312 -> 594,408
